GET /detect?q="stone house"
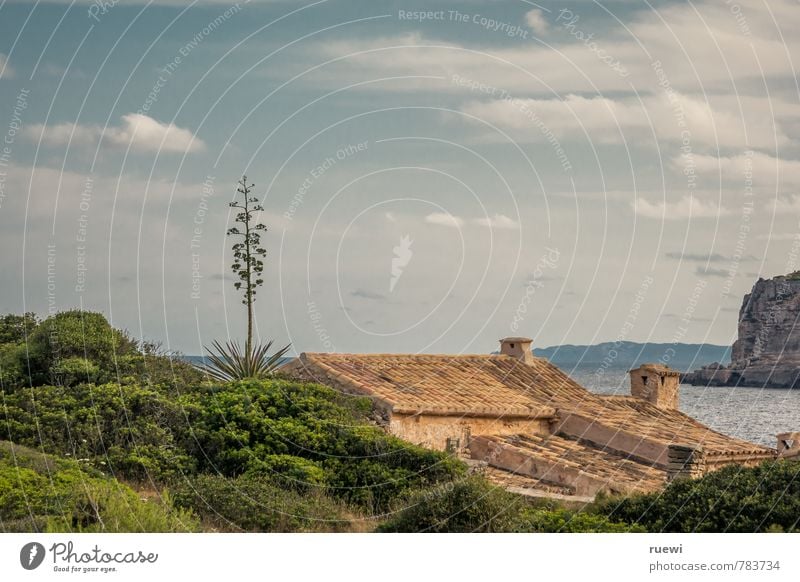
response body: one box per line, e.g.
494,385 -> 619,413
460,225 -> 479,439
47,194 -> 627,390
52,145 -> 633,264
280,337 -> 778,500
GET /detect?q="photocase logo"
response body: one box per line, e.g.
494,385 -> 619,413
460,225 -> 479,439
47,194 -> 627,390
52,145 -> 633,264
390,235 -> 413,292
20,542 -> 46,570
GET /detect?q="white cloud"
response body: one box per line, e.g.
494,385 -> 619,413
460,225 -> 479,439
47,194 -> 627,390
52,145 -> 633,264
473,214 -> 519,229
425,212 -> 464,227
25,113 -> 205,154
690,152 -> 800,187
525,9 -> 548,35
0,53 -> 13,79
633,195 -> 731,219
461,91 -> 790,150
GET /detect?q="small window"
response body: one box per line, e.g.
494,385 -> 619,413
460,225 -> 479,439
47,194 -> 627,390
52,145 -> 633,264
641,375 -> 648,386
510,343 -> 515,348
445,437 -> 460,454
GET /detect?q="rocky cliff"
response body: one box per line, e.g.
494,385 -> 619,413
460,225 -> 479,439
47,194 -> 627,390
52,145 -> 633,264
684,274 -> 800,388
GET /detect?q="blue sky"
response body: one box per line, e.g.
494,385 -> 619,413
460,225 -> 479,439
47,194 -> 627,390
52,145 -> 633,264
1,0 -> 799,355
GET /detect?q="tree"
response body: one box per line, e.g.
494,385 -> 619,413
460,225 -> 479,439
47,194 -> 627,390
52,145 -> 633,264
227,176 -> 266,355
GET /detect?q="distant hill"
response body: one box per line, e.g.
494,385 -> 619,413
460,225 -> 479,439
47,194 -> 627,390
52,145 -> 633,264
533,341 -> 731,372
183,346 -> 728,375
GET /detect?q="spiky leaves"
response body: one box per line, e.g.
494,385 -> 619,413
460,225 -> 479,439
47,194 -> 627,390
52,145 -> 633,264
198,339 -> 291,382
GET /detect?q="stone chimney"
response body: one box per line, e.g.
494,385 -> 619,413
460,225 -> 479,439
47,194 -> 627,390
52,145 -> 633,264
629,363 -> 681,410
499,337 -> 535,365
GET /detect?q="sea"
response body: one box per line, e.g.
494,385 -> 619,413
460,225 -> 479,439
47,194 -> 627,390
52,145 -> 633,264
566,364 -> 800,448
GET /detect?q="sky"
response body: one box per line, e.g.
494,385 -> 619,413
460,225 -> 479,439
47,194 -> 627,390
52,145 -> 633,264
0,0 -> 799,356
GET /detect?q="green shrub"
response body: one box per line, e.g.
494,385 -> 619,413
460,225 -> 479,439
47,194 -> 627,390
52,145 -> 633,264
2,383 -> 196,482
50,357 -> 99,387
595,460 -> 800,532
26,310 -> 136,385
0,342 -> 27,389
182,380 -> 466,511
172,473 -> 357,532
0,313 -> 38,344
378,475 -> 642,533
0,441 -> 198,532
245,454 -> 326,492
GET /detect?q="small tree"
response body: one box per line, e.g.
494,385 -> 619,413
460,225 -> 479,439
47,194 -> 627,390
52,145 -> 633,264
227,176 -> 266,355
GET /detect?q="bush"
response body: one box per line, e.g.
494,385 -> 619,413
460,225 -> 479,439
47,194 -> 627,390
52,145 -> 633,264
2,383 -> 196,483
595,460 -> 800,532
26,310 -> 136,385
50,357 -> 100,387
172,473 -> 357,532
182,380 -> 466,511
0,441 -> 198,532
0,313 -> 38,344
378,475 -> 643,533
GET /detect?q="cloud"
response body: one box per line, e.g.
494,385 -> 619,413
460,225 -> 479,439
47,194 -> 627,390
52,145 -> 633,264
633,195 -> 731,219
691,152 -> 800,187
665,251 -> 757,263
755,232 -> 800,241
473,214 -> 519,229
25,113 -> 205,154
350,289 -> 386,300
461,91 -> 789,150
425,212 -> 464,228
0,53 -> 13,79
665,252 -> 728,262
525,9 -> 548,35
696,266 -> 730,278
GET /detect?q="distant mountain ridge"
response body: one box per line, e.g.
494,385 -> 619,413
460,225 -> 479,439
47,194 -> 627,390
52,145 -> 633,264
533,341 -> 731,373
183,345 -> 729,375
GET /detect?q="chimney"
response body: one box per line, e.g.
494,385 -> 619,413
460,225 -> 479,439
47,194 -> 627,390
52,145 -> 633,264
629,363 -> 680,410
499,337 -> 535,365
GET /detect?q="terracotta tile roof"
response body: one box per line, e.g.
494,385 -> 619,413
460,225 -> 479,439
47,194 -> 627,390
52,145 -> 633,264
282,352 -> 774,457
569,395 -> 772,459
482,433 -> 668,494
282,353 -> 557,418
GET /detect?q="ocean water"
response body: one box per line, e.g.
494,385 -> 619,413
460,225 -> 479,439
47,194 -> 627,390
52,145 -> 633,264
564,364 -> 800,448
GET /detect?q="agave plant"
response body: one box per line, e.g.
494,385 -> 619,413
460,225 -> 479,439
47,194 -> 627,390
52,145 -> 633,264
197,339 -> 291,382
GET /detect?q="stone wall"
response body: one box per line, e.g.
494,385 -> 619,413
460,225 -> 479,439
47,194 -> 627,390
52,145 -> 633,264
389,413 -> 551,453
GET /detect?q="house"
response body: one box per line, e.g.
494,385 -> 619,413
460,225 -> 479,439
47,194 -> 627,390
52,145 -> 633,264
280,337 -> 777,499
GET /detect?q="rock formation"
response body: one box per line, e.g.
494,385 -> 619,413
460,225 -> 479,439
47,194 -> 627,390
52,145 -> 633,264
684,274 -> 800,388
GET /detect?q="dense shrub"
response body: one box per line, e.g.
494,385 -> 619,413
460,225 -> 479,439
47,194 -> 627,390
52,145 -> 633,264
1,382 -> 197,482
595,460 -> 800,532
0,441 -> 198,532
25,310 -> 135,385
172,473 -> 358,532
182,380 -> 466,511
0,313 -> 38,344
377,475 -> 642,532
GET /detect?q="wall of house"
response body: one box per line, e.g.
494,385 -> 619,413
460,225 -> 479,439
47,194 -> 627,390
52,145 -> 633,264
389,413 -> 551,453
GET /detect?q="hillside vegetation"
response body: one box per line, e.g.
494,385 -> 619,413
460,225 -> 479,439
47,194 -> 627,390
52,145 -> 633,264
2,310 -> 795,532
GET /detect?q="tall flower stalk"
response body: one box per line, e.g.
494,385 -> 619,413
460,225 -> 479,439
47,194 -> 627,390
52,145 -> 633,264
196,176 -> 290,381
227,176 -> 266,355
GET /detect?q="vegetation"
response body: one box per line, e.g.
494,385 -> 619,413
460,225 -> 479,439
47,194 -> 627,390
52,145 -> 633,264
171,473 -> 359,532
595,460 -> 800,532
0,309 -> 202,391
200,339 -> 290,382
0,441 -> 197,532
378,475 -> 642,533
227,176 -> 266,355
196,176 -> 290,381
6,308 -> 798,532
